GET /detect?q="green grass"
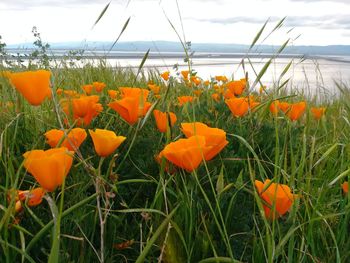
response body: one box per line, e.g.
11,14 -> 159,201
0,57 -> 349,263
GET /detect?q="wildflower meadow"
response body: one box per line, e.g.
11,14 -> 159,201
0,19 -> 350,263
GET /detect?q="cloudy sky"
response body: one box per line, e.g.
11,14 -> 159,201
0,0 -> 349,46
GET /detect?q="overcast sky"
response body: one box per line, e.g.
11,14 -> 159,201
0,0 -> 350,46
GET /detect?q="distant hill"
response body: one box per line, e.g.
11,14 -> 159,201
6,41 -> 350,56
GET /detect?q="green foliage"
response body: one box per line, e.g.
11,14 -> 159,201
29,26 -> 51,69
0,54 -> 349,263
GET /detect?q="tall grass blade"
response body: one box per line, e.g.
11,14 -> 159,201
135,205 -> 179,263
312,143 -> 342,169
249,19 -> 268,50
329,167 -> 350,186
91,2 -> 111,29
199,257 -> 241,263
262,17 -> 286,43
134,48 -> 150,82
26,194 -> 97,253
108,17 -> 131,53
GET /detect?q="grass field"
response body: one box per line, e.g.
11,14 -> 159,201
0,24 -> 350,262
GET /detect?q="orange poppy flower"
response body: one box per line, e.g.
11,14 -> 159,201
178,96 -> 194,106
181,70 -> 189,80
7,189 -> 22,213
119,87 -> 150,100
154,153 -> 176,174
193,90 -> 202,97
56,88 -> 63,95
108,90 -> 119,99
278,102 -> 291,113
18,187 -> 46,207
109,97 -> 140,125
82,84 -> 93,95
61,95 -> 103,126
191,76 -> 201,86
89,129 -> 126,157
212,93 -> 221,102
311,107 -> 326,120
181,122 -> 228,161
226,79 -> 246,95
19,187 -> 44,206
215,75 -> 228,83
203,80 -> 210,86
23,147 -> 74,192
148,84 -> 161,95
287,101 -> 307,121
269,100 -> 280,116
8,187 -> 46,213
93,82 -> 106,92
44,128 -> 87,151
63,90 -> 79,98
71,96 -> 97,117
153,110 -> 177,133
160,71 -> 170,81
9,70 -> 51,106
225,97 -> 249,117
342,182 -> 348,194
255,179 -> 298,220
45,129 -> 64,147
108,87 -> 151,125
223,89 -> 235,99
246,96 -> 259,110
161,136 -> 206,172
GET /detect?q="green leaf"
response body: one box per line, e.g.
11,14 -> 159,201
135,205 -> 179,263
235,170 -> 244,189
26,194 -> 97,253
329,167 -> 350,186
229,134 -> 267,180
0,239 -> 36,263
216,165 -> 225,195
199,257 -> 242,263
313,143 -> 342,168
46,195 -> 60,263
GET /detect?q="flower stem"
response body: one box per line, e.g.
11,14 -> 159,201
95,157 -> 105,263
44,194 -> 60,263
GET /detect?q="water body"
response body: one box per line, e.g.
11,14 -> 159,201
5,50 -> 350,96
102,56 -> 350,97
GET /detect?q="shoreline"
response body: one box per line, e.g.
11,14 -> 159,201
3,53 -> 350,65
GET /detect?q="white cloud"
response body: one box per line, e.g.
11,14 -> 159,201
288,0 -> 350,3
1,0 -> 116,9
0,0 -> 349,45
